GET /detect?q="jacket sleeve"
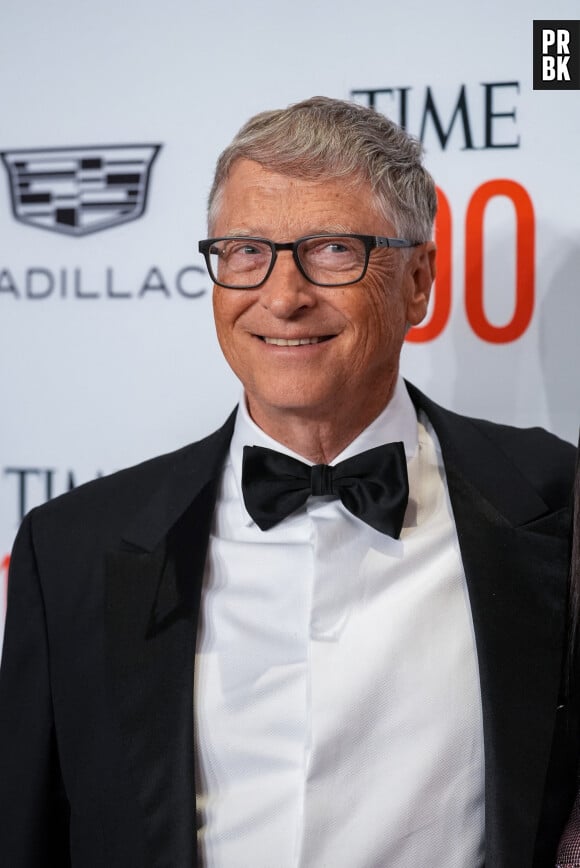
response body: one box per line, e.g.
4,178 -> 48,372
0,512 -> 71,868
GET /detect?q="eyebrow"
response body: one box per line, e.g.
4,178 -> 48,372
211,225 -> 361,238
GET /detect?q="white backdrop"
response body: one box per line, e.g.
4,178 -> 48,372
1,0 -> 579,641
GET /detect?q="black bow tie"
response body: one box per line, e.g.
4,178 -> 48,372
241,442 -> 409,538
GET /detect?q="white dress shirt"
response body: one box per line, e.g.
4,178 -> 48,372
195,379 -> 485,867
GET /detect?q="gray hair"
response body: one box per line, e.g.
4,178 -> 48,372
208,95 -> 437,242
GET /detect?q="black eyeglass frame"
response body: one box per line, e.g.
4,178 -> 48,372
198,233 -> 422,289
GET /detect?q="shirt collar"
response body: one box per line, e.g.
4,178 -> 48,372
229,377 -> 418,527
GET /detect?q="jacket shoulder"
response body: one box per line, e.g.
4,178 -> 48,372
468,416 -> 575,506
24,411 -> 236,542
406,381 -> 576,511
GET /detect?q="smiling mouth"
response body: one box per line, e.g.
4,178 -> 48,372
259,335 -> 334,346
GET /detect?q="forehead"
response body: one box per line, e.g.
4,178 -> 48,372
212,158 -> 389,237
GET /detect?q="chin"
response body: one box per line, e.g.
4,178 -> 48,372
248,385 -> 332,417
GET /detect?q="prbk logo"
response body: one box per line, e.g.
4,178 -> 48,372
0,143 -> 160,236
533,21 -> 580,89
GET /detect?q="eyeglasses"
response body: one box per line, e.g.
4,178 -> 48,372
198,234 -> 421,289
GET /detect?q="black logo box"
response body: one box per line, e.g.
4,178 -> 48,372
533,20 -> 580,90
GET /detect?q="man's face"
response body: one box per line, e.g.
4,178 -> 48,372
211,159 -> 435,432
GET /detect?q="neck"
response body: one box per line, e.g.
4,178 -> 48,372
245,377 -> 398,464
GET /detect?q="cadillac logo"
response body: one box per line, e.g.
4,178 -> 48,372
0,143 -> 161,236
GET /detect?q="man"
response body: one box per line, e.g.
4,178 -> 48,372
0,96 -> 576,868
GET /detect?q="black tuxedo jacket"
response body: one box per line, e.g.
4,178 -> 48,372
0,385 -> 577,868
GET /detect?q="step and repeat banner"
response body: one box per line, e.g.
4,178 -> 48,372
1,0 -> 579,641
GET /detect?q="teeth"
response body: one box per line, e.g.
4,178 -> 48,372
263,336 -> 324,346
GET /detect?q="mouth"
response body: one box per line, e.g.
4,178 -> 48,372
258,335 -> 334,346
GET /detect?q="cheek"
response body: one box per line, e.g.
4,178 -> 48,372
213,288 -> 242,339
212,291 -> 241,365
353,270 -> 406,352
212,289 -> 262,383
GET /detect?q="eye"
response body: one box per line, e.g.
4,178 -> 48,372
215,239 -> 269,260
301,237 -> 359,258
231,243 -> 262,256
301,236 -> 362,264
211,238 -> 272,276
308,239 -> 351,256
325,241 -> 349,254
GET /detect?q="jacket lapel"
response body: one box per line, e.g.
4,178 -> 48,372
104,412 -> 236,868
407,383 -> 572,867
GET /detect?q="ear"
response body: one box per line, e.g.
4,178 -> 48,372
405,241 -> 436,326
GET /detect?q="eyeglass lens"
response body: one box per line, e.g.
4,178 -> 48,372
208,236 -> 368,287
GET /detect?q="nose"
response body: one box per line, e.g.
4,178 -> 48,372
259,250 -> 316,318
